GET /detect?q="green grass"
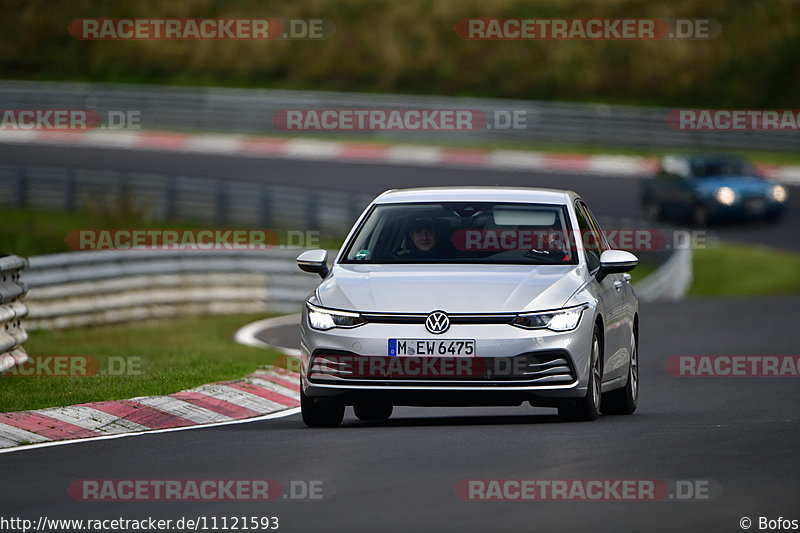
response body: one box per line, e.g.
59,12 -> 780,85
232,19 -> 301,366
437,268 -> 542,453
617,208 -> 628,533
690,243 -> 800,296
0,314 -> 283,413
629,261 -> 657,284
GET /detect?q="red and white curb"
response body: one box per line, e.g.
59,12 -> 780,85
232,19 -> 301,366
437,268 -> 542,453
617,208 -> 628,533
0,366 -> 300,452
1,128 -> 798,185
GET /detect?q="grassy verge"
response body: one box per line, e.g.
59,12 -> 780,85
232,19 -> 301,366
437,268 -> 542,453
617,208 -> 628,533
690,243 -> 800,297
629,261 -> 657,284
0,314 -> 281,413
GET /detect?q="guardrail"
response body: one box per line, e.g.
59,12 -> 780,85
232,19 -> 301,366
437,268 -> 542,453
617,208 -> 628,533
20,243 -> 689,330
1,80 -> 798,151
23,249 -> 322,329
0,255 -> 29,372
0,164 -> 373,230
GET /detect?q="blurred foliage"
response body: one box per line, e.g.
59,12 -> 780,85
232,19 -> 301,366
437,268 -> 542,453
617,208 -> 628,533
0,0 -> 798,106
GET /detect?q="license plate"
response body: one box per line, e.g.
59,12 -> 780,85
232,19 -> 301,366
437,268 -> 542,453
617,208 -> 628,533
388,339 -> 475,356
746,198 -> 766,214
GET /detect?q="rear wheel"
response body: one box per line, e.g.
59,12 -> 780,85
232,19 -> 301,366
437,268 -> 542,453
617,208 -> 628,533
601,327 -> 638,415
301,388 -> 345,428
354,401 -> 393,421
559,327 -> 601,421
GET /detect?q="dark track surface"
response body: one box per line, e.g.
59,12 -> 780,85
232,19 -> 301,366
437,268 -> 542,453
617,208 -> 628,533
2,296 -> 798,533
1,143 -> 798,532
1,143 -> 798,251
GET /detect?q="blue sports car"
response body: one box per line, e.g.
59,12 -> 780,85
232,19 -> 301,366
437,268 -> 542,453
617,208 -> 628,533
641,154 -> 788,226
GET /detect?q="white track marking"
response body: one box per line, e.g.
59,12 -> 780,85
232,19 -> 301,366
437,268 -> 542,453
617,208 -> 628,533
0,408 -> 300,456
133,396 -> 235,424
234,314 -> 301,355
0,423 -> 51,445
37,405 -> 150,434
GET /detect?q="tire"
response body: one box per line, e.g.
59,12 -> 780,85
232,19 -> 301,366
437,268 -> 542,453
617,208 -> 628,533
354,401 -> 393,421
601,327 -> 638,415
559,326 -> 601,421
765,212 -> 784,225
301,388 -> 345,428
691,203 -> 708,228
643,199 -> 662,222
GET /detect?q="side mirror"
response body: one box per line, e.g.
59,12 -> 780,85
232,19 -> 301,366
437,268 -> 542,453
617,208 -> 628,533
297,249 -> 329,279
596,250 -> 638,282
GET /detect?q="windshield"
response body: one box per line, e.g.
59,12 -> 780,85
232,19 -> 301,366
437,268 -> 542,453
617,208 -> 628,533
691,157 -> 755,178
342,202 -> 577,265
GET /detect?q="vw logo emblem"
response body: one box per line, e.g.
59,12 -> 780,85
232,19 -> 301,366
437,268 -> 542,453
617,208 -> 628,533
425,311 -> 450,334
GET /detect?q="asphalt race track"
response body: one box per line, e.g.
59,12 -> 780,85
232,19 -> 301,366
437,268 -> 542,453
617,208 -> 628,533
1,142 -> 799,251
1,296 -> 798,532
1,143 -> 799,532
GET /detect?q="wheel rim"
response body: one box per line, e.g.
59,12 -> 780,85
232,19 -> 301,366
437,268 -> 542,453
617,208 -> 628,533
591,337 -> 601,409
630,340 -> 638,401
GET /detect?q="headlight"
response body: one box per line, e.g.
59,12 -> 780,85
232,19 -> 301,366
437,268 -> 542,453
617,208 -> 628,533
771,185 -> 787,203
714,187 -> 736,206
512,304 -> 587,332
307,303 -> 365,330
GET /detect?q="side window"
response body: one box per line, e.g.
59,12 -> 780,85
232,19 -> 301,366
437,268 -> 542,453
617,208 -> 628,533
582,204 -> 610,252
574,202 -> 601,271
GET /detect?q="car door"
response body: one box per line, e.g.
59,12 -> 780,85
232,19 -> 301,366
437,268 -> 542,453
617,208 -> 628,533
576,201 -> 628,384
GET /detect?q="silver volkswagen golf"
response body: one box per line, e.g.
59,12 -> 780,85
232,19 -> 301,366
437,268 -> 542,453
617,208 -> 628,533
296,187 -> 639,427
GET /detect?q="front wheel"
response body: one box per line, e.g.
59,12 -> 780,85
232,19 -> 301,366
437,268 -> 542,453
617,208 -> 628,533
601,327 -> 638,415
354,401 -> 393,421
691,203 -> 709,227
559,327 -> 601,421
301,388 -> 345,428
643,199 -> 662,222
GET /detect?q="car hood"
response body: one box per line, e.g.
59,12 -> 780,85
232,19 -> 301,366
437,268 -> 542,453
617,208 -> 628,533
695,176 -> 776,196
315,263 -> 584,313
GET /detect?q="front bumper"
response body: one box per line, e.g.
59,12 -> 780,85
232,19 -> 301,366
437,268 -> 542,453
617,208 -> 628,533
706,196 -> 785,221
299,307 -> 594,406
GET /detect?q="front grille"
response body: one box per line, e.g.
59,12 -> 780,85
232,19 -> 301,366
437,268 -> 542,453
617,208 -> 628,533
307,350 -> 576,387
360,312 -> 516,325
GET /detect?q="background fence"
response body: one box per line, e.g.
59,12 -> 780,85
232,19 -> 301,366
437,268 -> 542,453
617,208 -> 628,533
1,80 -> 798,151
0,163 -> 374,230
0,255 -> 28,372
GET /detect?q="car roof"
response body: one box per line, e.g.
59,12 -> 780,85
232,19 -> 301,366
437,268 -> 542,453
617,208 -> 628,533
373,187 -> 578,205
